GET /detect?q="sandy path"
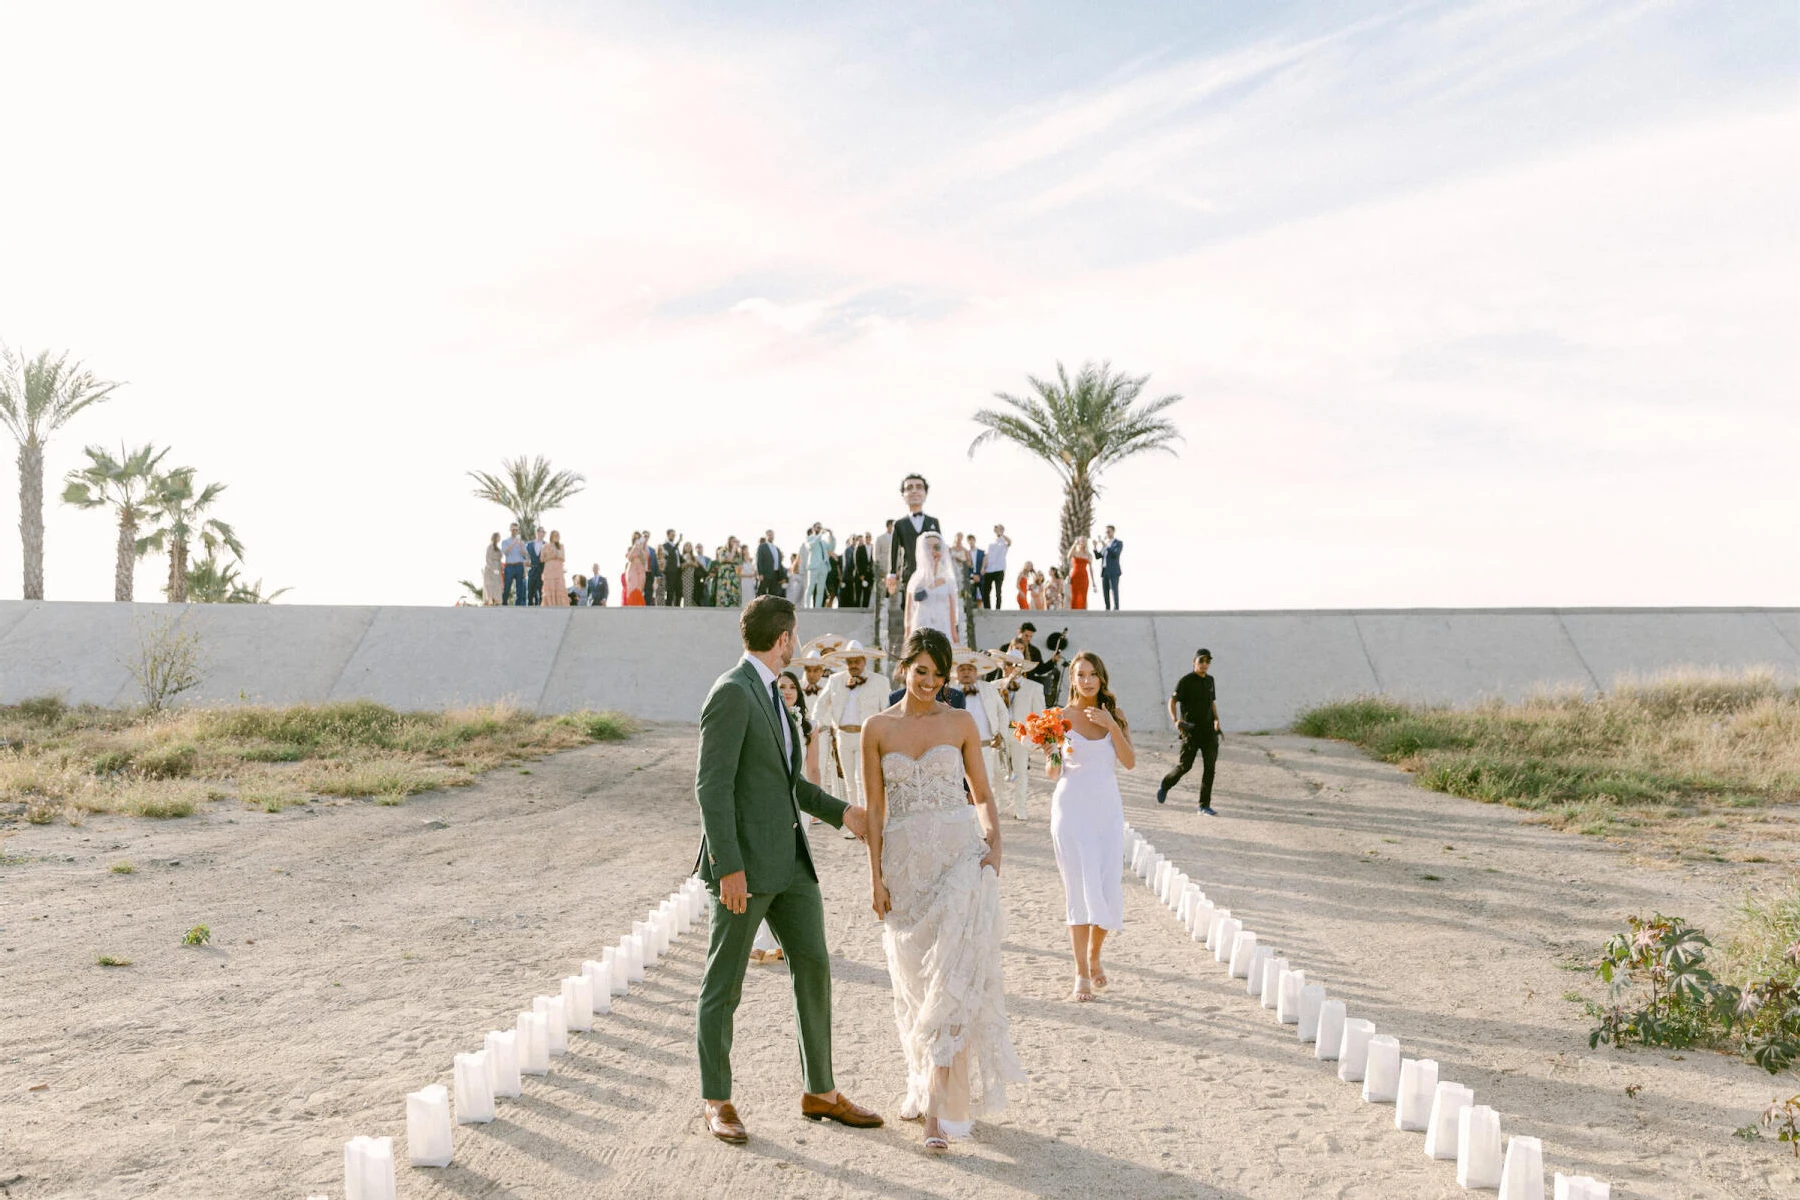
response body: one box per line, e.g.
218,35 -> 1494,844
1,727 -> 1794,1199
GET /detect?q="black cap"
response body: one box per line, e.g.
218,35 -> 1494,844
1195,648 -> 1212,660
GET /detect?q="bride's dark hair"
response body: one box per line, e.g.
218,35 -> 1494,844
1070,650 -> 1128,732
899,628 -> 953,681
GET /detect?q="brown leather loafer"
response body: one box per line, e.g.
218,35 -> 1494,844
801,1091 -> 884,1128
704,1100 -> 748,1144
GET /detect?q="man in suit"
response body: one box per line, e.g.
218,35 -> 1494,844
883,475 -> 940,664
661,530 -> 682,605
803,524 -> 835,608
693,596 -> 878,1144
1099,525 -> 1123,610
755,530 -> 784,598
526,525 -> 547,606
585,565 -> 609,606
500,523 -> 528,606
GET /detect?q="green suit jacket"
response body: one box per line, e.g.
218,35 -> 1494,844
694,658 -> 849,894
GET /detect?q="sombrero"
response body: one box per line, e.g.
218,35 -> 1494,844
824,638 -> 886,666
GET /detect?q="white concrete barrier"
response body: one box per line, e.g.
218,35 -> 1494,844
0,602 -> 1793,733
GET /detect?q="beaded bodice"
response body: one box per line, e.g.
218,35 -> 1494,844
880,744 -> 966,818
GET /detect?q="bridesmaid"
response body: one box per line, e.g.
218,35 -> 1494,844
1067,536 -> 1093,610
1015,562 -> 1033,610
542,531 -> 569,607
1044,651 -> 1134,1000
482,532 -> 503,606
624,534 -> 648,606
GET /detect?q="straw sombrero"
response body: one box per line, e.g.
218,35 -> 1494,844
953,649 -> 999,672
824,639 -> 886,667
802,634 -> 849,657
793,648 -> 838,674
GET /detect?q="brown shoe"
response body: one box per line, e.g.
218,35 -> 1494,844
704,1100 -> 748,1144
801,1091 -> 884,1128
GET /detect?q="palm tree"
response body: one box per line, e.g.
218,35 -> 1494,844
467,455 -> 586,536
969,360 -> 1183,558
0,345 -> 124,598
185,552 -> 290,604
137,467 -> 243,602
61,442 -> 169,601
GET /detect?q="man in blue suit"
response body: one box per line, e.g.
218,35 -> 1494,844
1099,525 -> 1123,611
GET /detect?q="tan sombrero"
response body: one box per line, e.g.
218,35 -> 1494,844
986,649 -> 1031,669
793,648 -> 838,674
953,649 -> 999,672
802,634 -> 849,657
824,638 -> 886,667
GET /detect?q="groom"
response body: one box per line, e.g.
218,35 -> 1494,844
693,595 -> 881,1144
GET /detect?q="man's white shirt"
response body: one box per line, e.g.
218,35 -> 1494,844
741,653 -> 792,762
818,671 -> 885,730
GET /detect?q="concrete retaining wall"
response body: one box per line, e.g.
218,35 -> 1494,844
1,602 -> 1794,733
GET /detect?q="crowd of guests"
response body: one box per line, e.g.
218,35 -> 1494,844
474,520 -> 1127,612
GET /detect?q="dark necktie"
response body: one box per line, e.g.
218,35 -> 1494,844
770,681 -> 790,759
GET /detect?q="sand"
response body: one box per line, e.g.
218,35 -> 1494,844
1,726 -> 1795,1199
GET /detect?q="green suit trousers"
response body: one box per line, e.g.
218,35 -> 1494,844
696,864 -> 834,1100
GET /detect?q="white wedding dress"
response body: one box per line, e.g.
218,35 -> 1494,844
908,580 -> 959,646
1050,728 -> 1125,930
879,744 -> 1025,1137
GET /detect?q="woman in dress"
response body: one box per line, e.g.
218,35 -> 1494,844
1027,567 -> 1047,611
710,538 -> 741,608
784,552 -> 806,605
482,533 -> 503,605
679,542 -> 700,606
1015,562 -> 1033,610
1045,651 -> 1134,1001
542,532 -> 569,607
905,532 -> 961,646
862,628 -> 1024,1150
1044,565 -> 1067,610
624,534 -> 648,606
1067,537 -> 1093,610
737,540 -> 758,607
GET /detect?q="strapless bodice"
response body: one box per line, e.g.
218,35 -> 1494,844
881,744 -> 966,818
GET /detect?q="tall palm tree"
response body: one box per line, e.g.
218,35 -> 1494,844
0,345 -> 124,598
137,467 -> 243,602
467,455 -> 586,535
61,442 -> 169,601
969,360 -> 1183,558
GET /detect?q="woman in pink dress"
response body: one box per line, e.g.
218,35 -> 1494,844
543,531 -> 569,607
624,534 -> 648,606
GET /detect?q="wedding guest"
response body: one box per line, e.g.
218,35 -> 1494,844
803,524 -> 835,609
756,531 -> 784,598
1015,562 -> 1033,610
1067,536 -> 1093,610
680,542 -> 701,607
952,651 -> 1011,815
785,552 -> 805,604
625,534 -> 649,606
1098,526 -> 1123,610
817,641 -> 887,813
571,574 -> 588,605
1045,651 -> 1133,1001
737,538 -> 759,605
1028,567 -> 1047,611
1158,649 -> 1222,815
586,566 -> 609,606
1044,565 -> 1067,610
482,532 -> 503,605
527,526 -> 547,606
712,537 -> 743,608
501,523 -> 528,606
986,650 -> 1045,820
982,525 -> 1010,611
541,531 -> 569,607
836,535 -> 860,608
694,542 -> 714,607
661,530 -> 682,606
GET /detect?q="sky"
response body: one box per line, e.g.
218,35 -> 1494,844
0,0 -> 1795,610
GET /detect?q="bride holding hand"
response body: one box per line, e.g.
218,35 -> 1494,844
862,628 -> 1024,1150
904,532 -> 962,647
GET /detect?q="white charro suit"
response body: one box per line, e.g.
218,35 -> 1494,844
994,674 -> 1046,818
801,681 -> 836,799
959,679 -> 1013,809
816,670 -> 888,808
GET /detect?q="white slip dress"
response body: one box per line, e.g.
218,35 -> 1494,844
1049,728 -> 1125,930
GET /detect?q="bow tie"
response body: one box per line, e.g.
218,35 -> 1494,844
804,686 -> 821,696
846,678 -> 868,689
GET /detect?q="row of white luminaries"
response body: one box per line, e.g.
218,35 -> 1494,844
1128,828 -> 1610,1200
331,878 -> 710,1200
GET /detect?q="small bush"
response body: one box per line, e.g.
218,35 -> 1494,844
122,614 -> 205,712
182,924 -> 211,946
91,749 -> 134,774
236,743 -> 306,763
202,701 -> 407,750
135,742 -> 199,780
1292,698 -> 1414,740
129,793 -> 196,819
110,861 -> 134,874
555,710 -> 636,742
19,696 -> 67,725
96,954 -> 132,967
24,801 -> 59,825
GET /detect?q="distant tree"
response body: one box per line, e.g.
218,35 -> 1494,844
468,455 -> 586,535
969,360 -> 1182,558
0,345 -> 124,598
137,468 -> 242,603
185,552 -> 289,604
61,442 -> 170,601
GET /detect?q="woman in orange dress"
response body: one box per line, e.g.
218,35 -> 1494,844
1016,561 -> 1033,610
543,531 -> 569,606
1068,536 -> 1093,610
625,534 -> 648,606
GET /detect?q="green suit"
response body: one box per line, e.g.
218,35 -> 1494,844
694,657 -> 850,1100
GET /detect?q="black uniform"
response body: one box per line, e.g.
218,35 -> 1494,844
1162,671 -> 1219,810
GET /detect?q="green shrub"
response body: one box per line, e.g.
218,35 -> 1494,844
1292,698 -> 1413,740
554,710 -> 636,742
182,924 -> 211,946
135,742 -> 199,779
91,749 -> 134,774
96,954 -> 132,967
129,794 -> 196,819
18,695 -> 68,725
201,701 -> 408,750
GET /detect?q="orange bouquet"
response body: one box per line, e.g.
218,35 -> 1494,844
1012,707 -> 1073,770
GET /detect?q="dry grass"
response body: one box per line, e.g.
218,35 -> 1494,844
0,700 -> 636,825
1294,668 -> 1800,857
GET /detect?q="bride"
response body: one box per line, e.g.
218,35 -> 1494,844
904,532 -> 961,647
861,628 -> 1025,1150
